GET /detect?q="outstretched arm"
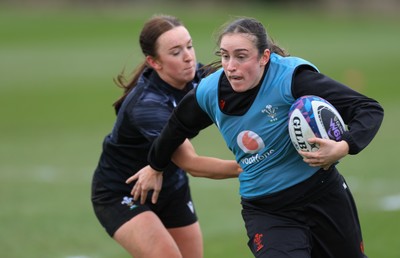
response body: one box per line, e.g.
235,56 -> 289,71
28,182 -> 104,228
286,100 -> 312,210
126,139 -> 242,204
172,139 -> 242,179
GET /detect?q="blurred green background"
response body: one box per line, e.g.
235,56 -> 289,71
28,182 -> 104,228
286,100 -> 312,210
1,1 -> 399,257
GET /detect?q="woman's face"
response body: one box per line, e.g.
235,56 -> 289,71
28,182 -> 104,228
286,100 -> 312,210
220,33 -> 269,92
150,26 -> 196,89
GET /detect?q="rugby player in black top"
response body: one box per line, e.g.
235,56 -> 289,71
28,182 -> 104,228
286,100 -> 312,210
91,15 -> 241,258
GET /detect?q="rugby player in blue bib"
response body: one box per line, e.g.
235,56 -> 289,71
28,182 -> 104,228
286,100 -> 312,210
129,17 -> 383,258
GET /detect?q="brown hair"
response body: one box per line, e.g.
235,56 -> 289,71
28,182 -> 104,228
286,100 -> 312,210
113,15 -> 183,113
208,17 -> 289,71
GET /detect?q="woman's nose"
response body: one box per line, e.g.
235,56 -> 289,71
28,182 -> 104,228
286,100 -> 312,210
227,59 -> 237,71
183,49 -> 193,62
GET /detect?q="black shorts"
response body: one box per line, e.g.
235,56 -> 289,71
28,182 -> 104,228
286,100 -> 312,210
91,178 -> 198,237
241,167 -> 367,258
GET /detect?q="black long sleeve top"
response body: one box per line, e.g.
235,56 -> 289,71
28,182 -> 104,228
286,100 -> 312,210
147,63 -> 384,172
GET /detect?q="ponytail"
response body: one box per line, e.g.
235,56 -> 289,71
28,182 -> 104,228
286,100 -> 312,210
112,62 -> 147,114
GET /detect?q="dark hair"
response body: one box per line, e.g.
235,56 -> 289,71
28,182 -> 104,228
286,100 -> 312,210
113,15 -> 183,113
208,17 -> 289,70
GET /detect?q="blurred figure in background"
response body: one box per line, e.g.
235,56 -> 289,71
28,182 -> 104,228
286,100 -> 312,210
91,15 -> 241,258
128,17 -> 384,258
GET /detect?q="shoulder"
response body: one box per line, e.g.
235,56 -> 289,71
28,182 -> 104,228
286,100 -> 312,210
121,83 -> 170,119
196,69 -> 223,97
270,53 -> 318,72
195,69 -> 224,112
198,69 -> 224,88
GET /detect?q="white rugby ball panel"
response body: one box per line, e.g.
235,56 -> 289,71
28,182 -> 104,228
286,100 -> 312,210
288,109 -> 319,152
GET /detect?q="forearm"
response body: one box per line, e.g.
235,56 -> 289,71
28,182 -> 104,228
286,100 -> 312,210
172,139 -> 242,179
186,158 -> 241,179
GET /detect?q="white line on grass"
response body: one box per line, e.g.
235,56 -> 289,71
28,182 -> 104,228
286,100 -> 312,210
380,194 -> 400,211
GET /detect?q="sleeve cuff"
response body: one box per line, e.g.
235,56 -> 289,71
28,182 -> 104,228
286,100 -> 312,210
149,163 -> 164,173
341,133 -> 359,155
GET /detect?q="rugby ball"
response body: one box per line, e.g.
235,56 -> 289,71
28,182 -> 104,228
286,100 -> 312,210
288,95 -> 347,152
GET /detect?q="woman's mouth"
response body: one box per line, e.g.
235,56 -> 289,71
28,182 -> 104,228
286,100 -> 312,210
229,75 -> 242,81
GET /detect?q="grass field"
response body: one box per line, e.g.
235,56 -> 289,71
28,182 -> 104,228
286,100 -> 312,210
1,3 -> 399,257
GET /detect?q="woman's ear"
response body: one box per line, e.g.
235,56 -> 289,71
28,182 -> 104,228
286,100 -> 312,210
146,56 -> 162,70
260,49 -> 271,66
